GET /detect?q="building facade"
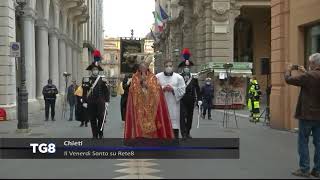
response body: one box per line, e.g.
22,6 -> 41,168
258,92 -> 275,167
0,0 -> 103,120
270,0 -> 320,130
102,37 -> 121,80
154,0 -> 271,108
143,39 -> 155,73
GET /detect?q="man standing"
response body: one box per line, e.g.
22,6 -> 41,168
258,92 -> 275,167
67,80 -> 78,121
156,60 -> 186,139
82,62 -> 110,139
201,78 -> 214,120
42,79 -> 58,121
285,53 -> 320,178
178,50 -> 201,139
247,76 -> 261,123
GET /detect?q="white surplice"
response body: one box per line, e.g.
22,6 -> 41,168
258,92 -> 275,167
156,72 -> 186,129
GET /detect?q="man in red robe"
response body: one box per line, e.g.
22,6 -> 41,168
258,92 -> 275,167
124,55 -> 174,139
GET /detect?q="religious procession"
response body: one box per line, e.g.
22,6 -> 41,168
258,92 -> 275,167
70,47 -> 220,140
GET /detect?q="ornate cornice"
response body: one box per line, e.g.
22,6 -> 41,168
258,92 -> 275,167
35,18 -> 49,30
49,27 -> 60,37
21,7 -> 36,21
212,1 -> 230,22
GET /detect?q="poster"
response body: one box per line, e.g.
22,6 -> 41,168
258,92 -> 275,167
213,77 -> 247,106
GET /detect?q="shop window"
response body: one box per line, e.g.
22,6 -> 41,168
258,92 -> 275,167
305,23 -> 320,66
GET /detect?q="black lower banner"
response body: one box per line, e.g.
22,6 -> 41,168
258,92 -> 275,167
0,138 -> 239,159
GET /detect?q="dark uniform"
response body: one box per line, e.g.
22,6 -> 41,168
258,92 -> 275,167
120,74 -> 132,122
178,50 -> 200,139
75,83 -> 89,127
180,73 -> 201,139
42,80 -> 58,121
82,63 -> 110,139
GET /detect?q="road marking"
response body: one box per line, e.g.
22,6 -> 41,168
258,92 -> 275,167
113,159 -> 163,179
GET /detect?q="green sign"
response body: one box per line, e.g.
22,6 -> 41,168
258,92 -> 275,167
201,62 -> 253,71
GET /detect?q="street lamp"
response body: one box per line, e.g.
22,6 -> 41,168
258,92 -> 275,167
16,0 -> 29,132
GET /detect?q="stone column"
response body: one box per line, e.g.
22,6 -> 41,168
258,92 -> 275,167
181,0 -> 193,50
49,28 -> 60,91
211,0 -> 233,63
35,19 -> 49,98
21,9 -> 36,100
229,3 -> 241,62
58,34 -> 67,94
204,0 -> 213,63
72,45 -> 78,82
66,40 -> 73,76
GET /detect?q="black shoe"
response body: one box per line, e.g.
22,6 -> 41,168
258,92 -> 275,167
45,118 -> 49,121
85,123 -> 88,127
208,117 -> 212,120
292,169 -> 310,178
98,131 -> 104,139
311,169 -> 320,178
68,119 -> 73,121
80,123 -> 84,127
52,118 -> 55,121
181,135 -> 187,141
187,134 -> 192,139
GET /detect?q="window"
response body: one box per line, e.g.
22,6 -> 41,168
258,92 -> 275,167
305,23 -> 320,66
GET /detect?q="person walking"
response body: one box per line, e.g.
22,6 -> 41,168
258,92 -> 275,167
201,78 -> 214,120
82,62 -> 110,139
285,53 -> 320,178
178,48 -> 202,139
42,79 -> 58,121
74,83 -> 88,127
67,79 -> 78,121
156,60 -> 186,139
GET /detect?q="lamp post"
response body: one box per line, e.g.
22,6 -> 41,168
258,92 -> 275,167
16,0 -> 29,132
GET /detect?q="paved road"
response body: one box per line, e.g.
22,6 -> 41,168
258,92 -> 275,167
0,96 -> 314,179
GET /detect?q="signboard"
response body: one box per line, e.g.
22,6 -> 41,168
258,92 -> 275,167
213,77 -> 247,106
120,38 -> 142,73
10,42 -> 21,57
200,62 -> 253,72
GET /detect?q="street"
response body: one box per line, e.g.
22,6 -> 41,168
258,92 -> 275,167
0,96 -> 312,179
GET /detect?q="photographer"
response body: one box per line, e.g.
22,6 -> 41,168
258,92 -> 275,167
42,79 -> 58,121
285,53 -> 320,178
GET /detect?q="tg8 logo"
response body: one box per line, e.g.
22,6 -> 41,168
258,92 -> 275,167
30,143 -> 56,154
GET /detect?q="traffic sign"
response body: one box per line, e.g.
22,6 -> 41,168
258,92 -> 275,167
10,42 -> 21,57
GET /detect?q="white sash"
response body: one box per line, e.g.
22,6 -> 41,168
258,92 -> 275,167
87,75 -> 101,97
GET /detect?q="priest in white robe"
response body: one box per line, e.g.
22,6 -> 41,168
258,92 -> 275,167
156,60 -> 186,139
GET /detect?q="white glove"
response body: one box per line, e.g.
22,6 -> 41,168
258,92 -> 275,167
83,103 -> 88,109
105,102 -> 109,109
127,78 -> 132,85
198,101 -> 203,106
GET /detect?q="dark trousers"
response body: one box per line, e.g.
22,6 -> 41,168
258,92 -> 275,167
298,119 -> 320,173
202,99 -> 212,118
180,101 -> 194,137
45,99 -> 56,120
69,102 -> 75,120
120,96 -> 127,121
88,101 -> 105,138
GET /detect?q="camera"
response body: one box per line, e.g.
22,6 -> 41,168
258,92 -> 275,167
292,65 -> 299,70
63,72 -> 71,77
